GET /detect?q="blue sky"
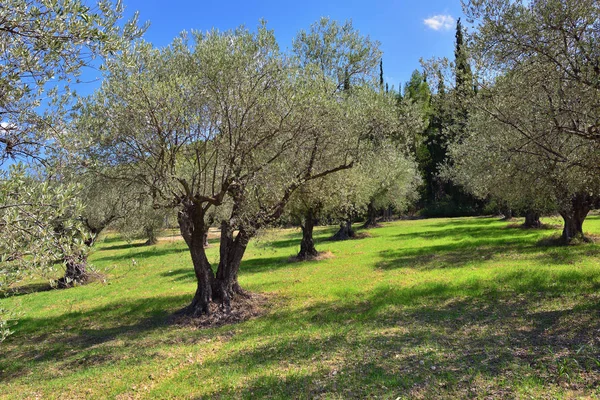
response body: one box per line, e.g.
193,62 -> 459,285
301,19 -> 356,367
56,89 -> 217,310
82,0 -> 464,94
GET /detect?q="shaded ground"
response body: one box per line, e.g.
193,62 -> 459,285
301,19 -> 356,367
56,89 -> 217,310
1,216 -> 600,399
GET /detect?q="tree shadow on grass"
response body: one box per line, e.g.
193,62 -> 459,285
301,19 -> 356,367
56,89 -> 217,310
202,279 -> 600,399
100,241 -> 148,251
2,282 -> 54,298
4,265 -> 600,398
92,244 -> 188,263
377,218 -> 600,271
0,294 -> 195,383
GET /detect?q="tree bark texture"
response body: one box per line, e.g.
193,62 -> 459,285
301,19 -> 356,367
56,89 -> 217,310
297,208 -> 318,259
57,254 -> 89,288
214,221 -> 249,311
331,219 -> 355,241
178,207 -> 249,316
363,199 -> 379,228
559,193 -> 594,243
523,210 -> 541,229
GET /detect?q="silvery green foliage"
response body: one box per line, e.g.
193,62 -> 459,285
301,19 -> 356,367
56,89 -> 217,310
286,18 -> 421,225
287,140 -> 420,226
445,0 -> 600,211
0,307 -> 17,343
447,68 -> 600,212
0,165 -> 87,341
464,0 -> 599,145
0,165 -> 88,288
73,172 -> 151,242
359,143 -> 421,212
78,21 -> 398,234
0,0 -> 147,164
293,17 -> 382,88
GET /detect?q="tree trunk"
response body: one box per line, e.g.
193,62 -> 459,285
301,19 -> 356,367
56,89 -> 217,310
56,226 -> 100,288
363,199 -> 379,228
500,207 -> 513,220
331,219 -> 355,241
523,210 -> 541,229
203,231 -> 209,248
56,253 -> 89,288
382,206 -> 393,222
559,194 -> 593,243
178,206 -> 252,316
144,226 -> 158,245
178,207 -> 215,316
297,208 -> 318,260
213,221 -> 250,312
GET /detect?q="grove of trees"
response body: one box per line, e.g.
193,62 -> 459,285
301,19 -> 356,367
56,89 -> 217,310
1,0 -> 599,340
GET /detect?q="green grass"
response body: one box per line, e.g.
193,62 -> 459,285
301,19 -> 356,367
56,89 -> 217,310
2,216 -> 600,399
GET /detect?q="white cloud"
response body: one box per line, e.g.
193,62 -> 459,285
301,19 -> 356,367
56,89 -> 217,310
423,15 -> 455,31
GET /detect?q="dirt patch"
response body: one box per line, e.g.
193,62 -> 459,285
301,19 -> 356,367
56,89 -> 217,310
171,292 -> 271,329
157,227 -> 222,243
288,250 -> 335,263
353,232 -> 372,239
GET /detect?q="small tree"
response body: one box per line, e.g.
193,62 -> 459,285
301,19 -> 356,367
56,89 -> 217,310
286,139 -> 421,259
0,165 -> 88,290
361,144 -> 421,229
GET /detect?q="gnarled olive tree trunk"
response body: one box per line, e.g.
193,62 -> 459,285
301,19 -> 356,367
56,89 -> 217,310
214,221 -> 250,311
297,208 -> 318,259
559,194 -> 594,243
178,207 -> 250,316
331,219 -> 355,241
523,210 -> 541,229
363,199 -> 379,228
56,227 -> 100,288
57,253 -> 89,288
178,206 -> 214,316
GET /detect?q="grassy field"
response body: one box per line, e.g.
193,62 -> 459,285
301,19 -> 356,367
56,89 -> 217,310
2,216 -> 600,399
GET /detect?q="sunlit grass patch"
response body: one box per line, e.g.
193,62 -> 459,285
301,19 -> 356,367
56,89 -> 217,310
1,216 -> 600,398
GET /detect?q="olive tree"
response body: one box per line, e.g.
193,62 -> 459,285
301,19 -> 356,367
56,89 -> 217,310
446,0 -> 600,242
78,22 -> 389,316
50,171 -> 152,285
286,95 -> 421,258
360,144 -> 421,228
447,67 -> 600,242
0,0 -> 144,339
0,165 -> 88,290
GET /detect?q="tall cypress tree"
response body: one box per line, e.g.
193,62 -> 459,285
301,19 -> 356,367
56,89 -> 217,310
454,18 -> 472,93
454,18 -> 474,137
379,58 -> 384,88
